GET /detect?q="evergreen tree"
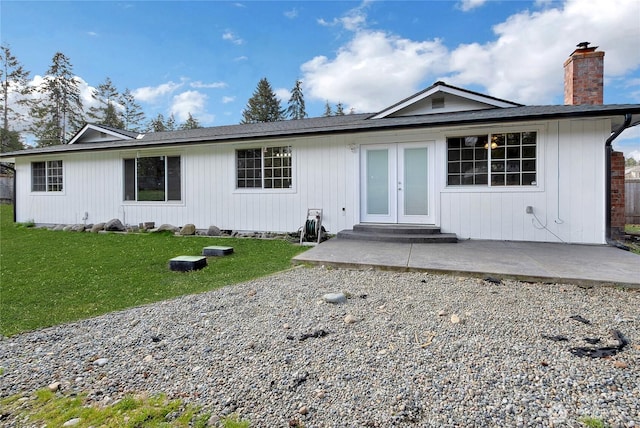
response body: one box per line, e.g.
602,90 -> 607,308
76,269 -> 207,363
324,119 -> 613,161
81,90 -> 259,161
148,113 -> 167,132
241,78 -> 284,124
30,52 -> 84,146
88,77 -> 123,128
120,88 -> 145,132
180,112 -> 201,130
286,79 -> 307,120
322,101 -> 332,117
0,45 -> 31,151
335,102 -> 345,116
165,113 -> 176,131
0,128 -> 23,152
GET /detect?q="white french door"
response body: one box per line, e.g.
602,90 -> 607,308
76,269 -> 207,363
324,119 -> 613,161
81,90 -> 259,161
360,142 -> 434,224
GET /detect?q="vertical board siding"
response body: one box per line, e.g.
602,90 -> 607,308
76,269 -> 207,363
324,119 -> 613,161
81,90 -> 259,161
439,118 -> 608,244
13,117 -> 610,244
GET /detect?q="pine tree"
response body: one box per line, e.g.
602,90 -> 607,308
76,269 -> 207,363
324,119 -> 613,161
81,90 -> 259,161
88,77 -> 123,128
0,45 -> 31,151
0,129 -> 23,152
335,102 -> 345,116
241,78 -> 284,124
148,113 -> 167,132
286,79 -> 307,120
30,52 -> 84,146
180,113 -> 200,130
322,101 -> 332,117
165,113 -> 176,131
120,88 -> 145,132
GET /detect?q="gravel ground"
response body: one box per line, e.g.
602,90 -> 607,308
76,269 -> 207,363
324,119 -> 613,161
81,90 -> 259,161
1,266 -> 639,427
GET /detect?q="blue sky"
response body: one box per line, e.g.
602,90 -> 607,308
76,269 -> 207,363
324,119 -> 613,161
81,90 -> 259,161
2,0 -> 640,159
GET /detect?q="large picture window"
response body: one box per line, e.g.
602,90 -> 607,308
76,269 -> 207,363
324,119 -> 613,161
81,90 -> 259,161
236,146 -> 292,189
447,131 -> 537,186
31,160 -> 63,192
123,156 -> 181,201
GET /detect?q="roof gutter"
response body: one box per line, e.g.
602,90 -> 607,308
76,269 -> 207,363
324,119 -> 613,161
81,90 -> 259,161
604,113 -> 632,245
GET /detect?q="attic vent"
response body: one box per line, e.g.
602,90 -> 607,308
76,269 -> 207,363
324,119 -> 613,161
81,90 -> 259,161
432,97 -> 445,109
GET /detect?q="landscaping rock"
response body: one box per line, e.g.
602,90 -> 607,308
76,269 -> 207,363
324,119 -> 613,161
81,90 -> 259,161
48,381 -> 61,392
71,224 -> 86,232
53,224 -> 66,231
104,219 -> 126,232
155,224 -> 178,233
62,225 -> 73,232
180,224 -> 196,235
207,225 -> 222,236
90,223 -> 105,233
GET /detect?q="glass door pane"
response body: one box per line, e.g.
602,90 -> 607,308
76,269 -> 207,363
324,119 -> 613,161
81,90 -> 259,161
403,147 -> 428,215
366,149 -> 389,215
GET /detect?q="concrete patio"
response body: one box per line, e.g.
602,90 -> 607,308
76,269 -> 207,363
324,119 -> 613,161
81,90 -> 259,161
293,239 -> 640,288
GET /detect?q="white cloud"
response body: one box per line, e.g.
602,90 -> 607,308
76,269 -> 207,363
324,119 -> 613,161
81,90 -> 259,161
132,81 -> 183,103
284,8 -> 298,19
457,0 -> 488,12
302,31 -> 448,112
302,0 -> 640,111
222,96 -> 235,104
190,81 -> 227,89
444,0 -> 640,104
234,56 -> 248,61
87,31 -> 98,37
222,31 -> 244,45
170,90 -> 213,123
275,88 -> 290,103
317,3 -> 368,31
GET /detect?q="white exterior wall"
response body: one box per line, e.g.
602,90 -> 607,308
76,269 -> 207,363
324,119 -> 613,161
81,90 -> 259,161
14,134 -> 360,235
13,117 -> 610,244
439,118 -> 608,244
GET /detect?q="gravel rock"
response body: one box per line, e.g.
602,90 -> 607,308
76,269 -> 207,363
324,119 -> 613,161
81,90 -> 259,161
323,292 -> 347,304
1,267 -> 639,427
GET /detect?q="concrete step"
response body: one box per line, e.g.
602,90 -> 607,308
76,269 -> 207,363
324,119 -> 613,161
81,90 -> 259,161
337,229 -> 458,243
353,223 -> 444,235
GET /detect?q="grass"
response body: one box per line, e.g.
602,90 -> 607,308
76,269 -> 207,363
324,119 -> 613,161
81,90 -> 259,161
0,204 -> 306,336
625,224 -> 640,234
624,224 -> 640,254
579,416 -> 609,428
0,389 -> 251,427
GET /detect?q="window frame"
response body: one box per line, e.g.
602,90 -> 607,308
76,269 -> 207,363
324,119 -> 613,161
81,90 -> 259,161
235,145 -> 294,192
445,128 -> 541,191
122,155 -> 182,203
31,160 -> 64,193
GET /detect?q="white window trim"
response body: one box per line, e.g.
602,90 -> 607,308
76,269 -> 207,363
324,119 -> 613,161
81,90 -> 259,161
121,153 -> 185,205
233,145 -> 297,194
30,160 -> 65,194
443,125 -> 545,193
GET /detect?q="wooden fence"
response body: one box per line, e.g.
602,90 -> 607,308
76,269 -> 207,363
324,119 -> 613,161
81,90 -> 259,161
626,179 -> 640,224
0,175 -> 13,203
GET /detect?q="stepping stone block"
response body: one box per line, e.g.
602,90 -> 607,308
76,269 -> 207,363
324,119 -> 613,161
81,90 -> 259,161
169,255 -> 207,272
202,245 -> 234,256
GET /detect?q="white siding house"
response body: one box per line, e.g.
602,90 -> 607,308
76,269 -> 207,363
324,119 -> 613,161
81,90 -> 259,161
3,75 -> 640,245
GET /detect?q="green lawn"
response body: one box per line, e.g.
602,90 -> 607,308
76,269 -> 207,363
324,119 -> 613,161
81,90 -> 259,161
0,204 -> 306,336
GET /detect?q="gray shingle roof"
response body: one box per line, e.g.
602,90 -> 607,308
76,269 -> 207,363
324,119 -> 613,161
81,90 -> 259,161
2,104 -> 640,158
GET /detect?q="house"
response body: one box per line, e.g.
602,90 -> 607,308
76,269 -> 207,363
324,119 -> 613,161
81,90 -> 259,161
1,44 -> 639,245
626,166 -> 640,179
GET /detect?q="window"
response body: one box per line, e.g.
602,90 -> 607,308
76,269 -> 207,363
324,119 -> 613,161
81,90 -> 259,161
31,160 -> 63,192
236,146 -> 292,189
447,131 -> 537,186
123,156 -> 181,201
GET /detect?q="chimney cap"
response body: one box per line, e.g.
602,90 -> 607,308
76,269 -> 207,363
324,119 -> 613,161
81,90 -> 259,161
573,42 -> 599,54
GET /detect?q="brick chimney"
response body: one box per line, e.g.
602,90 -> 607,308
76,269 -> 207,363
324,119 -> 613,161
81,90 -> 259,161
563,42 -> 604,105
